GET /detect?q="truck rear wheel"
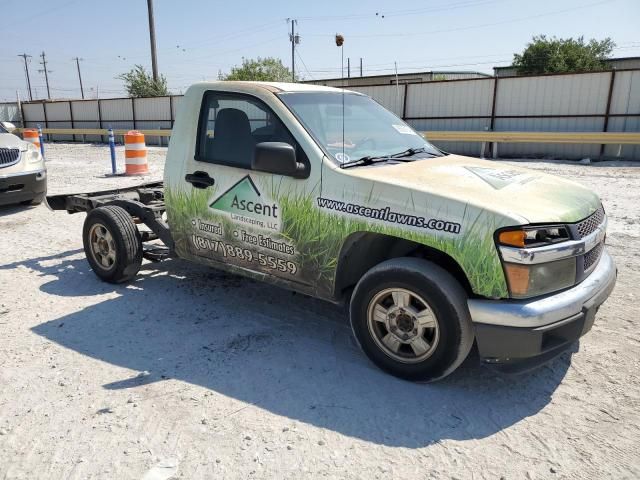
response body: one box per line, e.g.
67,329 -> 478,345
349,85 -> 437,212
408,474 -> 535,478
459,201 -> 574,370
349,257 -> 474,382
83,205 -> 143,283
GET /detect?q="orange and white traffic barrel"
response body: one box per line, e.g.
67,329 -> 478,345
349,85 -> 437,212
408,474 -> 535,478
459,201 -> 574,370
124,130 -> 149,175
22,129 -> 40,149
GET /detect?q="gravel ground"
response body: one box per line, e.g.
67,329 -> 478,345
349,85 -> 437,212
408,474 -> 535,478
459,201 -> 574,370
1,143 -> 638,479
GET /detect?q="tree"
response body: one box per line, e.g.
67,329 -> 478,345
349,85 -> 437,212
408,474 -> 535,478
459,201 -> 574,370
117,65 -> 169,97
222,57 -> 296,82
513,35 -> 615,75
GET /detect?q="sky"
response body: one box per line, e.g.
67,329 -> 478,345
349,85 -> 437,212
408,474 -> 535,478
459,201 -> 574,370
0,0 -> 639,101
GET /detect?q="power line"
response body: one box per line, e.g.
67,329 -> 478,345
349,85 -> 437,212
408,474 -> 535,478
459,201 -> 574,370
297,0 -> 504,22
304,0 -> 619,38
2,0 -> 81,31
8,47 -> 637,100
303,43 -> 640,74
91,20 -> 284,63
176,20 -> 283,51
305,59 -> 511,75
302,55 -> 624,75
368,0 -> 503,19
163,35 -> 284,64
295,49 -> 314,81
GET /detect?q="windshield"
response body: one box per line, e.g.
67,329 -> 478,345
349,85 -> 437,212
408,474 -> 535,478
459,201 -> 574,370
278,91 -> 442,164
0,123 -> 7,134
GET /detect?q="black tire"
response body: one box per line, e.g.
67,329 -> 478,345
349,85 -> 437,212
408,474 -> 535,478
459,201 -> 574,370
83,205 -> 143,283
349,257 -> 474,382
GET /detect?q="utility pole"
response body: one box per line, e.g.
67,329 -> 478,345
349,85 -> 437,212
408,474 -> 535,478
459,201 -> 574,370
17,53 -> 33,101
394,61 -> 400,108
360,58 -> 363,77
38,51 -> 51,100
146,0 -> 159,81
16,91 -> 24,127
73,57 -> 85,99
347,58 -> 350,78
288,19 -> 299,82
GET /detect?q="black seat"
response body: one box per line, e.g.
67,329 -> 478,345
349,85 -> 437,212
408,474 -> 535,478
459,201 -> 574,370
207,108 -> 255,167
252,122 -> 294,145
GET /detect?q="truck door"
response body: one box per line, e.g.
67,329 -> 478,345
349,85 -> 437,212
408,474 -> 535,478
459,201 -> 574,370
169,90 -> 313,289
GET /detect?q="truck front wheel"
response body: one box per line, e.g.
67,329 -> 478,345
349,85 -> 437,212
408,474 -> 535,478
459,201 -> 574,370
83,205 -> 143,283
349,257 -> 474,382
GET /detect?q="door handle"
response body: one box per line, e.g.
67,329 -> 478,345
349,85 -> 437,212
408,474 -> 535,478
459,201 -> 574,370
185,171 -> 215,189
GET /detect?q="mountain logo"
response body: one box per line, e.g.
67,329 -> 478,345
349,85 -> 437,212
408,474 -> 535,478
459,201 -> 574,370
465,166 -> 536,190
209,175 -> 280,231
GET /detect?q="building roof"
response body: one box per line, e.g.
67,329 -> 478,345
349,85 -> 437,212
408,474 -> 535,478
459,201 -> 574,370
493,56 -> 640,71
301,70 -> 492,83
191,80 -> 351,94
250,81 -> 346,92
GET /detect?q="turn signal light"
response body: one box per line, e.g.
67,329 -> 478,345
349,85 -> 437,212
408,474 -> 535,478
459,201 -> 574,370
499,230 -> 526,248
503,258 -> 577,298
503,263 -> 530,296
498,226 -> 570,248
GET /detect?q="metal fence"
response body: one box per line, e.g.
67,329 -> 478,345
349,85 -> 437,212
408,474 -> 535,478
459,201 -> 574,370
0,95 -> 182,146
351,68 -> 640,160
1,68 -> 639,159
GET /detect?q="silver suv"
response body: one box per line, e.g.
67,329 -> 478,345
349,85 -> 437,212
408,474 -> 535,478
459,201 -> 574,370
0,122 -> 47,206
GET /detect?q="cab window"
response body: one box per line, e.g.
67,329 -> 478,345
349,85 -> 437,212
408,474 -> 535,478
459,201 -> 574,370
196,92 -> 297,169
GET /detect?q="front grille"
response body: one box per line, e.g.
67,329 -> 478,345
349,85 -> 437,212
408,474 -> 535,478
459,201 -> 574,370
576,206 -> 605,239
584,242 -> 604,271
0,148 -> 20,168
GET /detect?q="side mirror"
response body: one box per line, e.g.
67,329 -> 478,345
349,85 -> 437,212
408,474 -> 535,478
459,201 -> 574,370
1,121 -> 16,132
253,142 -> 305,177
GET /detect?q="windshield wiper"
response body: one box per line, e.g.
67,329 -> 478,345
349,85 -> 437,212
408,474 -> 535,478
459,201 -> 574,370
340,155 -> 393,169
389,147 -> 427,158
340,147 -> 438,169
390,147 -> 442,159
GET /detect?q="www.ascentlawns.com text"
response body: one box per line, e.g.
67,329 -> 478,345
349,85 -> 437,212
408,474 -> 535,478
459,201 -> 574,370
317,197 -> 461,234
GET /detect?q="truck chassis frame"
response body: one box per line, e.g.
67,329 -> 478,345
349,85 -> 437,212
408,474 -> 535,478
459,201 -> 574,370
46,182 -> 174,261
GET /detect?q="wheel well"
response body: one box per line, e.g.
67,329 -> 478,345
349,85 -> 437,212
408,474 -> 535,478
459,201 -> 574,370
333,231 -> 473,302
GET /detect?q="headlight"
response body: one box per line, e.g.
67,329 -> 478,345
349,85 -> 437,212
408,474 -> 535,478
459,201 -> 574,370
503,257 -> 577,298
25,143 -> 42,163
497,224 -> 576,298
498,226 -> 570,248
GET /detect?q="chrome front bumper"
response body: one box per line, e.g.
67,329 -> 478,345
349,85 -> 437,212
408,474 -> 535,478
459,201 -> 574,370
468,250 -> 617,329
468,250 -> 616,367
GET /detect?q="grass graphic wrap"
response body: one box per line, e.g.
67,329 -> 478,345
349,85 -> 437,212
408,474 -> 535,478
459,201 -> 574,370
165,181 -> 508,300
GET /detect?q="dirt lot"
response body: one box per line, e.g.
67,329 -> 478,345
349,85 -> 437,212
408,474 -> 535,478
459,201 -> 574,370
1,144 -> 638,479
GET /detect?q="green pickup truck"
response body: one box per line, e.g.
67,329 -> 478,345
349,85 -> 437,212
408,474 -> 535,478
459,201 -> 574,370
47,81 -> 617,382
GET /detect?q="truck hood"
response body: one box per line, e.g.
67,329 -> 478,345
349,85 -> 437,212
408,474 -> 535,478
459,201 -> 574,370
0,132 -> 27,149
353,154 -> 601,224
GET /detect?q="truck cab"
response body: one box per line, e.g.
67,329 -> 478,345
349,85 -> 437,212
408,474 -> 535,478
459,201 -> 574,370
48,81 -> 617,382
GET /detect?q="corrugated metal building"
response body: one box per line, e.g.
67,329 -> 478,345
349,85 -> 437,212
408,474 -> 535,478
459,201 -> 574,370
494,56 -> 640,77
302,70 -> 492,87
